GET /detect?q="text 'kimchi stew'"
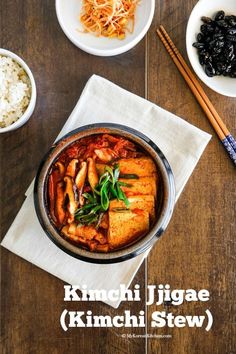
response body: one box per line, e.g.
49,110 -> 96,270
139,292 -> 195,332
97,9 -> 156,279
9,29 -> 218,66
47,133 -> 159,252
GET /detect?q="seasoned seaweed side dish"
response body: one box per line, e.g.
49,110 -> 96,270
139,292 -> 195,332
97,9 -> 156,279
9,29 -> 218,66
47,134 -> 158,252
193,10 -> 236,78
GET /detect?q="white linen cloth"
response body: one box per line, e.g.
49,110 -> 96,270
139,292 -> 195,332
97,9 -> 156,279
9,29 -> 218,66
1,75 -> 211,308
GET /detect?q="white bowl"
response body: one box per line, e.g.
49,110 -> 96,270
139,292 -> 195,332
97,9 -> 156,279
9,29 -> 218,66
0,49 -> 37,133
186,0 -> 236,97
55,0 -> 155,56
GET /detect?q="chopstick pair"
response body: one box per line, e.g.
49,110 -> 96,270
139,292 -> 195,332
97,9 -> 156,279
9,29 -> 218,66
157,25 -> 236,166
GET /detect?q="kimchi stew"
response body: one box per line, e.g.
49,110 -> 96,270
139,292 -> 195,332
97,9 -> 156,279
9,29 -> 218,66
47,134 -> 158,252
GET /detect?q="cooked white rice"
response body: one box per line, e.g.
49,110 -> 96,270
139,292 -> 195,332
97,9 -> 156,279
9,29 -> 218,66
0,55 -> 31,128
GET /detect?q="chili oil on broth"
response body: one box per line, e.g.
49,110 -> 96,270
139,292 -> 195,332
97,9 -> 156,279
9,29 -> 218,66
46,133 -> 161,253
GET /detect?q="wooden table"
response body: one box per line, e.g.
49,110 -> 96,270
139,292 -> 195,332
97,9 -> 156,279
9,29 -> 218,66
1,1 -> 235,353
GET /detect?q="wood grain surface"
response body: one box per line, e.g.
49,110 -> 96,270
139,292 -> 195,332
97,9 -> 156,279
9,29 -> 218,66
0,1 -> 235,353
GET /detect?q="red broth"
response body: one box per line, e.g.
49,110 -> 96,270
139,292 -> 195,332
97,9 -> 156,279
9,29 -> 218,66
48,134 -> 158,252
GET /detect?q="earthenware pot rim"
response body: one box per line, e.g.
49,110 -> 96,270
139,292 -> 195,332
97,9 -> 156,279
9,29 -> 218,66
34,123 -> 175,264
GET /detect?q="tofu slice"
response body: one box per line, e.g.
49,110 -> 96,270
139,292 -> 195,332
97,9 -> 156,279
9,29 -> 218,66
108,210 -> 149,248
96,157 -> 157,178
109,195 -> 155,221
118,157 -> 157,177
119,176 -> 157,197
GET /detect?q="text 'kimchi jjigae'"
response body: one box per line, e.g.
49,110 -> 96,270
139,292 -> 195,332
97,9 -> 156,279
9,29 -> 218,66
48,134 -> 158,252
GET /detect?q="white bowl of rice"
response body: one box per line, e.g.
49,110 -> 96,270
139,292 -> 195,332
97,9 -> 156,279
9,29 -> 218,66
0,49 -> 36,133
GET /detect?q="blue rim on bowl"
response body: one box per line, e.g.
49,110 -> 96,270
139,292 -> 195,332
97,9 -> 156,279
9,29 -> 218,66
34,123 -> 175,263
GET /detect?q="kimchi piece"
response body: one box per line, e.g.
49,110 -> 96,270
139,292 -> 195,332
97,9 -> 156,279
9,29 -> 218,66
79,0 -> 139,39
47,134 -> 158,252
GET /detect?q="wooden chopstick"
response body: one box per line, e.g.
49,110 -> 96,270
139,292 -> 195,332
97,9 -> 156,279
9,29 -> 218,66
159,25 -> 236,154
156,28 -> 236,166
